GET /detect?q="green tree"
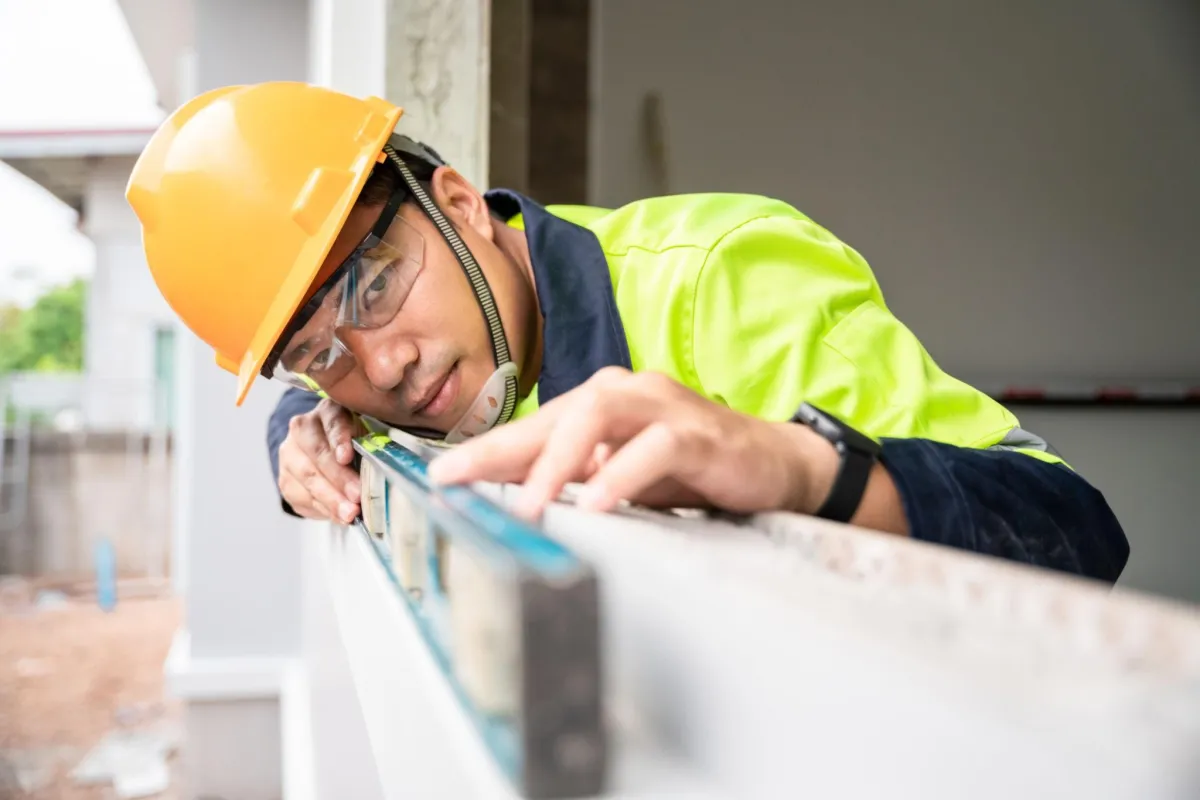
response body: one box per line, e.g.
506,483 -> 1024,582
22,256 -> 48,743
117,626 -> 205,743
0,278 -> 88,375
0,303 -> 25,376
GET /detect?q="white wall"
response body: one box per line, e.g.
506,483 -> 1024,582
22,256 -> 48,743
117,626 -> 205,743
165,2 -> 310,797
592,0 -> 1200,382
178,0 -> 310,659
6,372 -> 81,415
184,699 -> 283,798
591,0 -> 1200,602
308,0 -> 385,99
81,156 -> 176,431
1017,409 -> 1200,603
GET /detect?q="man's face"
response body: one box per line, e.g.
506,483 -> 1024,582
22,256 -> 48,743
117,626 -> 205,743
278,168 -> 525,432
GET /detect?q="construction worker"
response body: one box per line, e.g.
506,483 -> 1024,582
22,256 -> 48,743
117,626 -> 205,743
127,82 -> 1128,582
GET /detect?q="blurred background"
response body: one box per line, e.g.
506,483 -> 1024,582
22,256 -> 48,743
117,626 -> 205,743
0,0 -> 1196,797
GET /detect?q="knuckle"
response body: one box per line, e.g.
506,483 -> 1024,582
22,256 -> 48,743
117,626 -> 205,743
295,459 -> 319,483
279,474 -> 304,503
650,420 -> 683,449
280,449 -> 302,474
290,408 -> 322,434
642,371 -> 675,391
633,371 -> 683,399
312,430 -> 334,455
656,418 -> 709,461
318,398 -> 343,422
591,366 -> 631,387
685,423 -> 717,459
578,386 -> 613,420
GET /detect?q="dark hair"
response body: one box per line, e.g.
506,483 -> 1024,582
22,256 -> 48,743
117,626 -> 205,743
355,151 -> 439,208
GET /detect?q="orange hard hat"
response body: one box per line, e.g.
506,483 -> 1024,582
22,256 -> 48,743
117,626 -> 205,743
125,81 -> 403,405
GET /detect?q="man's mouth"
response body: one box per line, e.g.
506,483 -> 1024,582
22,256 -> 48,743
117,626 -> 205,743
412,361 -> 460,419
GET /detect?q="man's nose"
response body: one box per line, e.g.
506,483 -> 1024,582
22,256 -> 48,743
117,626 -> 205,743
343,330 -> 415,392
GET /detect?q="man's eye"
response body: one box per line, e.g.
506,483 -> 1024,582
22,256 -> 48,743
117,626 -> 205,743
307,348 -> 333,374
281,344 -> 307,371
366,265 -> 393,295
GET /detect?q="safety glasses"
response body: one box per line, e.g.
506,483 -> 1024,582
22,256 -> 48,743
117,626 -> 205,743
270,191 -> 425,393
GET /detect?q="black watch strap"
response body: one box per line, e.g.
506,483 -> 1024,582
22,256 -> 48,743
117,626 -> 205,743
813,442 -> 876,522
790,403 -> 880,523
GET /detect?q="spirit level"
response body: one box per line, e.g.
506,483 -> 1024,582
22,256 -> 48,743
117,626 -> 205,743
352,433 -> 606,799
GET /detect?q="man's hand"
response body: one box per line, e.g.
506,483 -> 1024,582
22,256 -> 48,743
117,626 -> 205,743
428,368 -> 852,521
277,398 -> 363,523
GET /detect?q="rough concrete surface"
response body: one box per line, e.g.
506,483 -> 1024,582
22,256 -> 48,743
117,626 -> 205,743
0,581 -> 181,799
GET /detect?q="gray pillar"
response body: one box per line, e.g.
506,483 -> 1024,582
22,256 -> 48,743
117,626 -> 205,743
385,0 -> 492,187
168,2 -> 310,799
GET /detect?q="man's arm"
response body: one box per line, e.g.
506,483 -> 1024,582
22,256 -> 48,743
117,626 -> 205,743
428,370 -> 1129,585
879,439 -> 1128,582
679,213 -> 1128,580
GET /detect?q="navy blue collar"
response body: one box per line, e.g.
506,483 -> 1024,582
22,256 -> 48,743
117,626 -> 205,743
484,189 -> 632,406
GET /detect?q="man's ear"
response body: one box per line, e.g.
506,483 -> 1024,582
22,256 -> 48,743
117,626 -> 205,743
429,166 -> 494,243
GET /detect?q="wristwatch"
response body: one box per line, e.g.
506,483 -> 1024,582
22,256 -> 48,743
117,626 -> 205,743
789,402 -> 881,523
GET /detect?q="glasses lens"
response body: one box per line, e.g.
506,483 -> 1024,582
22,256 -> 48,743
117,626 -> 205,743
270,212 -> 425,394
336,215 -> 424,334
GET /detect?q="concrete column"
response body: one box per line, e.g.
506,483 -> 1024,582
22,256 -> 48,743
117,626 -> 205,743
310,0 -> 494,187
308,0 -> 387,97
166,2 -> 311,798
384,0 -> 492,186
80,157 -> 175,432
179,0 -> 309,660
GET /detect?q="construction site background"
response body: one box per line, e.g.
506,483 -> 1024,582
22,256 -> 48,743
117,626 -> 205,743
0,430 -> 171,580
0,0 -> 1197,798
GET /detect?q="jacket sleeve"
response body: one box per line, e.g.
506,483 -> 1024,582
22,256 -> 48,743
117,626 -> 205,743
268,387 -> 321,517
689,213 -> 1019,447
879,438 -> 1129,583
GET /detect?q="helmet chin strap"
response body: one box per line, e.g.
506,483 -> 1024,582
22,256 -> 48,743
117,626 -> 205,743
442,362 -> 519,443
382,139 -> 520,443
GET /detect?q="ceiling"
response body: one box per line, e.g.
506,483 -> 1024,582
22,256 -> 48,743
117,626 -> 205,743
0,129 -> 154,212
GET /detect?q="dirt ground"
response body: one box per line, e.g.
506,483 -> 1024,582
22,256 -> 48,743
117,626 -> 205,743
0,578 -> 182,799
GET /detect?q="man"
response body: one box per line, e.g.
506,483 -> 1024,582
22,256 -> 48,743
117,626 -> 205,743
128,81 -> 1128,582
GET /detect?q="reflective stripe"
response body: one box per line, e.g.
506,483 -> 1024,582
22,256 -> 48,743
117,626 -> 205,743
989,425 -> 1062,459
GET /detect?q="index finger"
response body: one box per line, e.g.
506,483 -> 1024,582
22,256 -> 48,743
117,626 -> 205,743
294,414 -> 361,502
428,396 -> 569,485
319,402 -> 357,464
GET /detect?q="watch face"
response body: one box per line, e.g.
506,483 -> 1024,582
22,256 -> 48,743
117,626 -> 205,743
797,403 -> 881,455
811,412 -> 844,441
798,403 -> 842,438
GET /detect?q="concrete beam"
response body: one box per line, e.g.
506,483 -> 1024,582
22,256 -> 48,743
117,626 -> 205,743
384,0 -> 491,187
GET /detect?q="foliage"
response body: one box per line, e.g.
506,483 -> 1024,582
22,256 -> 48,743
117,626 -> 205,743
0,278 -> 87,375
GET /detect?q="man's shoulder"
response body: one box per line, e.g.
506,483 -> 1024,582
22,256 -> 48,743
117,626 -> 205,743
583,192 -> 809,256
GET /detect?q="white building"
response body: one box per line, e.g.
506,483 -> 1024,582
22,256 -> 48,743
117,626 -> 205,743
0,126 -> 177,431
